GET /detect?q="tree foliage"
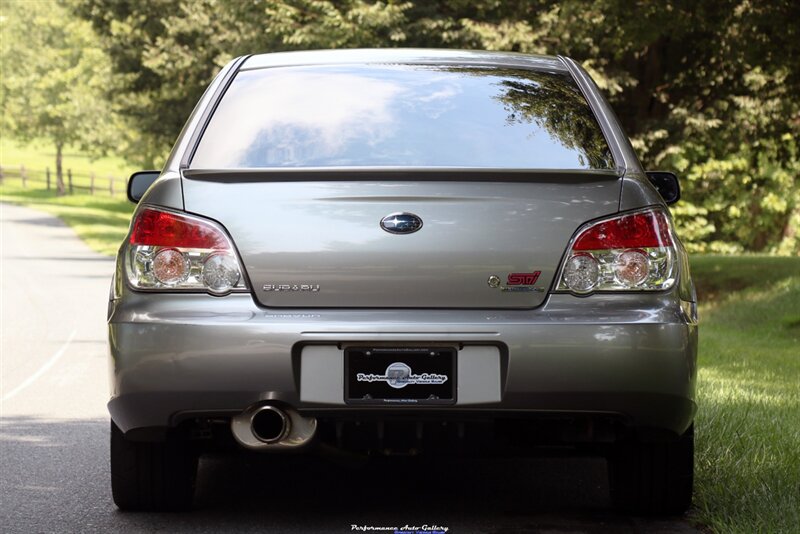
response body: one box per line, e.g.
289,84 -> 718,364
1,0 -> 117,193
47,1 -> 800,253
493,73 -> 616,170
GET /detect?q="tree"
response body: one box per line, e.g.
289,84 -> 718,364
1,0 -> 116,194
70,0 -> 280,167
71,0 -> 799,253
534,1 -> 800,253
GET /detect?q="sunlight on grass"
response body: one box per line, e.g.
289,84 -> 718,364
691,257 -> 800,534
3,146 -> 799,532
1,182 -> 133,256
0,136 -> 135,178
700,368 -> 797,407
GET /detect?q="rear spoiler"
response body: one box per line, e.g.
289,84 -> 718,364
182,168 -> 621,184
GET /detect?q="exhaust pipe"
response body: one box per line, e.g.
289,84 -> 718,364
251,406 -> 289,443
231,404 -> 317,451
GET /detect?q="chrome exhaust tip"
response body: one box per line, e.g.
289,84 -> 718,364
231,404 -> 317,451
251,405 -> 289,443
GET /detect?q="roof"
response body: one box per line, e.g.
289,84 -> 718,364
241,48 -> 567,72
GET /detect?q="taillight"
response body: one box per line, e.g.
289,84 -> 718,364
125,206 -> 247,295
556,208 -> 677,294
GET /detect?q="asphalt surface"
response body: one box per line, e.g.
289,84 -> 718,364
0,202 -> 702,533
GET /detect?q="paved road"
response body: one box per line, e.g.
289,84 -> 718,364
0,202 -> 701,533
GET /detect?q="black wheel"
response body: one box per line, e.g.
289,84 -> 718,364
608,424 -> 694,515
110,421 -> 198,511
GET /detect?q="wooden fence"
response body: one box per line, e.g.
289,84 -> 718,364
0,164 -> 126,197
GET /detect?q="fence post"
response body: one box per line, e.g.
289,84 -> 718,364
46,167 -> 51,190
90,172 -> 95,195
21,165 -> 27,187
68,169 -> 73,194
109,176 -> 114,197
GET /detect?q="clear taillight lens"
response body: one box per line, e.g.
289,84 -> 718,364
557,208 -> 677,294
125,207 -> 247,295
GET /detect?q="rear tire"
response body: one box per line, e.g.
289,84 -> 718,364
110,421 -> 198,511
608,424 -> 694,515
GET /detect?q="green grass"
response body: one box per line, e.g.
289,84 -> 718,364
0,183 -> 133,255
691,255 -> 800,301
1,136 -> 134,178
3,138 -> 799,532
690,255 -> 800,534
1,137 -> 135,255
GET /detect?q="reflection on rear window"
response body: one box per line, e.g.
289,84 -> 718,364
191,65 -> 614,170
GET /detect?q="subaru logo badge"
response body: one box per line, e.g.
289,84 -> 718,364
380,212 -> 423,234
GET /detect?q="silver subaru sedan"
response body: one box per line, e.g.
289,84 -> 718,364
109,49 -> 697,514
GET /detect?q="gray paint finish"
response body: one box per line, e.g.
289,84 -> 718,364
620,171 -> 667,211
181,174 -> 621,308
108,285 -> 696,434
109,49 -> 697,445
560,57 -> 644,174
163,57 -> 245,173
137,170 -> 184,210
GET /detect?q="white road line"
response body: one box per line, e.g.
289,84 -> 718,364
1,329 -> 77,402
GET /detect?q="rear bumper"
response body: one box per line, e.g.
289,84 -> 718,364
107,289 -> 697,438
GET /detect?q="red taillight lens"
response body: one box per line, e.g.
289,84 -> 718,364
557,208 -> 677,294
130,208 -> 229,250
125,207 -> 246,295
573,210 -> 673,251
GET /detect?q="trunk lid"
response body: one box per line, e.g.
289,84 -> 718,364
182,169 -> 621,308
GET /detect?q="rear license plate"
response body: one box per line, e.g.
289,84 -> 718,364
345,346 -> 456,405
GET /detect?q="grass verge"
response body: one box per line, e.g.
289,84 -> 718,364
1,136 -> 134,178
1,137 -> 136,255
2,138 -> 798,531
690,255 -> 800,533
0,183 -> 133,256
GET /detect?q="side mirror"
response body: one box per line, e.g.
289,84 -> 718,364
646,171 -> 681,205
127,171 -> 160,203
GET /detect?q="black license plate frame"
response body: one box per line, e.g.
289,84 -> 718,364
344,346 -> 457,405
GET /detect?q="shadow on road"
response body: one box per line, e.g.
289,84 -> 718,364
4,255 -> 115,262
0,417 -> 699,533
6,216 -> 69,228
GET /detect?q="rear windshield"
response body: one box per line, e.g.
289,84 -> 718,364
191,65 -> 614,170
